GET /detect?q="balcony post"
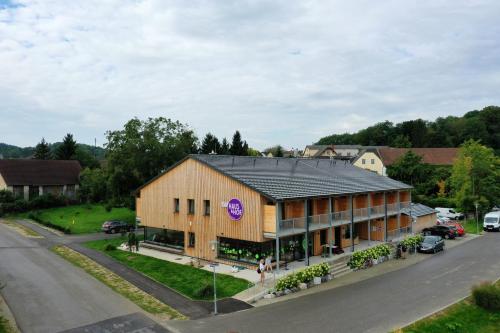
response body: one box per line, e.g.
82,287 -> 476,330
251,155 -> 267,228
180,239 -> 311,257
328,197 -> 333,257
397,191 -> 401,238
384,192 -> 388,242
409,191 -> 413,235
275,201 -> 282,274
350,195 -> 354,252
367,193 -> 371,245
304,199 -> 310,266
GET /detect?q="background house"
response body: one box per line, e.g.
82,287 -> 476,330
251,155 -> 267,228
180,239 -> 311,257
0,160 -> 82,200
353,147 -> 459,176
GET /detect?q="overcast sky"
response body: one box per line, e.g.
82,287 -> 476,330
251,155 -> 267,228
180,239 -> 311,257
1,0 -> 499,150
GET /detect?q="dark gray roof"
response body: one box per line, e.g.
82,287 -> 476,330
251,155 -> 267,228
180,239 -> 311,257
0,159 -> 81,186
401,203 -> 437,217
191,155 -> 412,201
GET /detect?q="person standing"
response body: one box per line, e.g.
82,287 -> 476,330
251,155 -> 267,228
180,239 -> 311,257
258,259 -> 266,286
264,255 -> 273,272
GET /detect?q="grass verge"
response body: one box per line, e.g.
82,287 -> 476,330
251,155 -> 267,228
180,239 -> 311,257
15,204 -> 135,234
400,280 -> 500,333
85,237 -> 251,300
52,245 -> 185,320
463,219 -> 482,235
0,316 -> 15,333
0,219 -> 41,238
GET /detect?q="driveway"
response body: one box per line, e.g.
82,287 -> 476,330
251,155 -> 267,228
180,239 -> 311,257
0,222 -> 168,333
167,232 -> 500,333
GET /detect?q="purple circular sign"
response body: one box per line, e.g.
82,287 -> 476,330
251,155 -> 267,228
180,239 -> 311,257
227,198 -> 244,221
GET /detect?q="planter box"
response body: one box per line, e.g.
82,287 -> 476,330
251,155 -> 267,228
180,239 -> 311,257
313,277 -> 322,285
299,283 -> 308,290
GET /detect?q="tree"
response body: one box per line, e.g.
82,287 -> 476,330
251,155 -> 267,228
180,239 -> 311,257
200,133 -> 220,154
391,135 -> 411,148
264,145 -> 285,157
386,151 -> 426,186
34,138 -> 52,160
229,131 -> 248,156
79,167 -> 108,202
220,138 -> 230,155
55,133 -> 77,160
74,146 -> 100,169
450,139 -> 500,213
247,148 -> 261,156
105,117 -> 198,201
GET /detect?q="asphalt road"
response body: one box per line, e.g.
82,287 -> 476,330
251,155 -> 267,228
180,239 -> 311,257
167,232 -> 500,333
0,223 -> 166,333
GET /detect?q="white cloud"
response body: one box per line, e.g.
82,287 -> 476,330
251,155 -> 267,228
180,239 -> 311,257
0,0 -> 499,149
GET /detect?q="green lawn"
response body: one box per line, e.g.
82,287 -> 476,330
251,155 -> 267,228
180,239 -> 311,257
402,281 -> 500,333
0,316 -> 14,333
85,237 -> 251,300
16,204 -> 135,234
463,219 -> 482,234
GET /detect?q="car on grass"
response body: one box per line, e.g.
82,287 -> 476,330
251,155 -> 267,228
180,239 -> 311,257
102,220 -> 134,234
436,207 -> 464,220
483,211 -> 500,231
436,216 -> 451,225
422,225 -> 457,239
417,235 -> 445,253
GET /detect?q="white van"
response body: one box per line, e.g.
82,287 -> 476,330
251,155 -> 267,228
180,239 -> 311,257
435,207 -> 464,220
483,211 -> 500,231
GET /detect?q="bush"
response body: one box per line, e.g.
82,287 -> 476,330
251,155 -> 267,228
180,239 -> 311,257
105,203 -> 113,212
347,244 -> 392,270
400,234 -> 424,248
104,243 -> 117,251
276,274 -> 300,291
0,189 -> 15,203
472,282 -> 500,311
276,263 -> 330,290
28,194 -> 66,210
194,282 -> 214,298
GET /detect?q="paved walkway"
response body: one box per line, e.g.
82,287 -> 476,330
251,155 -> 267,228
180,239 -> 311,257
9,219 -> 252,319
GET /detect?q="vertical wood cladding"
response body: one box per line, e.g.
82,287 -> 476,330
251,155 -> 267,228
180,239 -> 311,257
138,158 -> 265,260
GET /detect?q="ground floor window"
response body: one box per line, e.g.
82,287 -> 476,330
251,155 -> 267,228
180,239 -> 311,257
144,227 -> 184,249
218,237 -> 275,264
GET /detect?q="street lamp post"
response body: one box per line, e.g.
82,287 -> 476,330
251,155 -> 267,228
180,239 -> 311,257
474,202 -> 479,234
209,262 -> 218,315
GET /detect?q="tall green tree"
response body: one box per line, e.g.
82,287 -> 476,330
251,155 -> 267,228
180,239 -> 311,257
55,133 -> 77,160
450,139 -> 500,213
79,167 -> 108,202
220,138 -> 230,155
105,117 -> 198,200
34,138 -> 52,160
200,133 -> 220,154
387,151 -> 426,186
229,131 -> 248,156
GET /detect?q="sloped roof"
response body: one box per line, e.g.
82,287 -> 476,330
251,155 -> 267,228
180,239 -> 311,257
0,159 -> 81,186
378,148 -> 459,166
401,203 -> 437,218
189,155 -> 411,201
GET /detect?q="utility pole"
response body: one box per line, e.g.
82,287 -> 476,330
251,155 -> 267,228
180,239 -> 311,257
475,202 -> 479,234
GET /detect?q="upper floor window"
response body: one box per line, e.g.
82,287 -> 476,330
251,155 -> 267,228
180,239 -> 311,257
204,200 -> 210,216
174,198 -> 180,212
187,199 -> 195,214
371,159 -> 375,164
362,159 -> 366,165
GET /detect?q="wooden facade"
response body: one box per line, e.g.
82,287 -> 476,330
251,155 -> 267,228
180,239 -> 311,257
137,157 -> 413,263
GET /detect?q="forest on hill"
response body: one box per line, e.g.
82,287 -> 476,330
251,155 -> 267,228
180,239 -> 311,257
316,105 -> 499,153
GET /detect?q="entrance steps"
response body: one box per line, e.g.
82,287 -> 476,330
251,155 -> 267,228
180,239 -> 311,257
329,255 -> 353,278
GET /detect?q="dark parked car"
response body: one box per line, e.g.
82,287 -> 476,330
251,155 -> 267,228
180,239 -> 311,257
102,220 -> 133,234
417,235 -> 445,253
421,225 -> 457,239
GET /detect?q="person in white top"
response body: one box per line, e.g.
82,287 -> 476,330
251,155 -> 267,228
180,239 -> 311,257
264,255 -> 273,272
259,259 -> 266,285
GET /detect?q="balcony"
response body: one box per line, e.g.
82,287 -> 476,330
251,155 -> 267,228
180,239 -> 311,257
331,210 -> 351,227
353,207 -> 368,222
387,203 -> 399,215
278,217 -> 307,237
369,205 -> 385,219
309,214 -> 330,231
